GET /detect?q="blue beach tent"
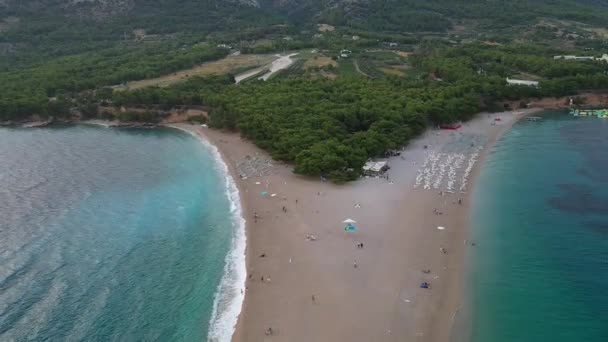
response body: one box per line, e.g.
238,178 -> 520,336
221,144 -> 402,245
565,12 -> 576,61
343,218 -> 357,232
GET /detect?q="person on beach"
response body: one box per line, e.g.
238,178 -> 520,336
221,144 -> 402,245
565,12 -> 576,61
265,328 -> 273,336
353,260 -> 358,268
312,295 -> 316,303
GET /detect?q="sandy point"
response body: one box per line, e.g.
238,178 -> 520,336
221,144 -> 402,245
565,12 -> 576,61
171,108 -> 541,342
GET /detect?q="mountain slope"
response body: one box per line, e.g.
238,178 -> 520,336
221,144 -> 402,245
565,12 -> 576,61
4,0 -> 608,34
4,0 -> 608,68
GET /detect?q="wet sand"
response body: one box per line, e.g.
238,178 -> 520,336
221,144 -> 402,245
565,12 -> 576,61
172,108 -> 540,342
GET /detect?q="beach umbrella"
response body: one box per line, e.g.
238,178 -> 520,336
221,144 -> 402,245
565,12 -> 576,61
343,218 -> 357,224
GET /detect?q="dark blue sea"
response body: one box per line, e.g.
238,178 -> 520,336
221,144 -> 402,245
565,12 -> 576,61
0,125 -> 245,341
468,111 -> 608,341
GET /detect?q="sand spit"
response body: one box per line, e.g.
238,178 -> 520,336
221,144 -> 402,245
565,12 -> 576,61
76,108 -> 537,342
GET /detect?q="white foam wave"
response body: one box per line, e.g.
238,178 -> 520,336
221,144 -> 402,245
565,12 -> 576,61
167,125 -> 247,342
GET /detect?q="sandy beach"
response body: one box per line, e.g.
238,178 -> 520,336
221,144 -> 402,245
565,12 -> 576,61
172,108 -> 541,342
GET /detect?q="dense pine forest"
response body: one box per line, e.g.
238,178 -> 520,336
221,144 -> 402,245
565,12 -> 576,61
3,0 -> 608,179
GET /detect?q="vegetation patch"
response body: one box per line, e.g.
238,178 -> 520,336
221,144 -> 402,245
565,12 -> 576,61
379,67 -> 407,77
304,56 -> 337,70
122,54 -> 276,89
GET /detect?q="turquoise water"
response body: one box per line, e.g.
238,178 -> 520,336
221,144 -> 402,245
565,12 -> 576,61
469,112 -> 608,341
0,125 -> 243,341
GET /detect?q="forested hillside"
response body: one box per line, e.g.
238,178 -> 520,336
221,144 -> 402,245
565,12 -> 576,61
3,0 -> 608,65
102,38 -> 608,180
3,0 -> 608,179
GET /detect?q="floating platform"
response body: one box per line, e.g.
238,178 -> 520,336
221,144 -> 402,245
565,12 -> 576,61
570,109 -> 608,118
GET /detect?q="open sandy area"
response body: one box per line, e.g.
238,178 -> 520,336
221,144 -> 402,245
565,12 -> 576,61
172,108 -> 541,342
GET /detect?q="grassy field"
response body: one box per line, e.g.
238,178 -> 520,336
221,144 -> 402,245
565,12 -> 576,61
379,67 -> 406,77
336,58 -> 362,77
339,50 -> 415,79
115,48 -> 418,90
303,56 -> 337,70
119,54 -> 277,89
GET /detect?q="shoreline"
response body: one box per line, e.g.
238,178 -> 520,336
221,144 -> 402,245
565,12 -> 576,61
165,124 -> 247,342
12,110 -> 545,341
169,109 -> 543,341
9,110 -> 545,341
444,108 -> 544,342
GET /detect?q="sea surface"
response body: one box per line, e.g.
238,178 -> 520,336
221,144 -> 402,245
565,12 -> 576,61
468,111 -> 608,341
0,125 -> 244,341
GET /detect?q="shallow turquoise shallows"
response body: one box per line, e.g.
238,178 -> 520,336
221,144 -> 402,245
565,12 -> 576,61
0,125 -> 236,341
467,111 -> 608,341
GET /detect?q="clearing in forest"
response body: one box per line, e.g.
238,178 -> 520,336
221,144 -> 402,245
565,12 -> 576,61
379,67 -> 406,77
317,23 -> 335,32
303,56 -> 337,69
119,54 -> 277,90
353,59 -> 370,78
393,51 -> 411,58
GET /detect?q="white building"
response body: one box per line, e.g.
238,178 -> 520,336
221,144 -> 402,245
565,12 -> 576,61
554,55 -> 595,61
340,49 -> 352,58
362,160 -> 389,176
506,78 -> 539,87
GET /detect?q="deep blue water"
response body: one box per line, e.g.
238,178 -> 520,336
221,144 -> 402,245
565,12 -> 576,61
468,112 -> 608,341
0,125 -> 239,341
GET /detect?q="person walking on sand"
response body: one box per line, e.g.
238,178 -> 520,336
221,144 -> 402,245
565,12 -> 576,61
312,295 -> 316,303
353,260 -> 358,268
